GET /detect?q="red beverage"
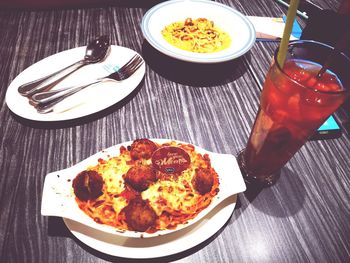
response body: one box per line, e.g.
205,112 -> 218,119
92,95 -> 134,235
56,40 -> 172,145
238,40 -> 350,186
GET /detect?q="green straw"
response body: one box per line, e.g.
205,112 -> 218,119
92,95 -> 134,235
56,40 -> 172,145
277,0 -> 300,68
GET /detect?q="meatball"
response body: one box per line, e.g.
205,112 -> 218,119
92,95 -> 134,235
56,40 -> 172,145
191,168 -> 214,195
130,139 -> 158,160
72,170 -> 104,201
184,18 -> 193,26
124,164 -> 156,192
122,198 -> 157,232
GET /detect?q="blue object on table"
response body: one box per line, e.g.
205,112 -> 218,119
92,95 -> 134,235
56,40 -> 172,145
283,15 -> 302,39
318,116 -> 340,131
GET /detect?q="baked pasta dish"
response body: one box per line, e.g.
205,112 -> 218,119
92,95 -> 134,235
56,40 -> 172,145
72,139 -> 220,234
161,18 -> 231,53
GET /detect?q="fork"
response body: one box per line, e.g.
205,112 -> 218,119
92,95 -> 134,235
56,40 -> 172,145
32,54 -> 144,114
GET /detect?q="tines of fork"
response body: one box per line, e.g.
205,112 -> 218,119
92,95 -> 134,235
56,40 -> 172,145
32,54 -> 144,114
108,54 -> 144,81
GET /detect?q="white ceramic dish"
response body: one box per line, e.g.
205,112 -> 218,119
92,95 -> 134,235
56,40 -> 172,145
141,0 -> 256,63
41,139 -> 246,240
5,45 -> 145,122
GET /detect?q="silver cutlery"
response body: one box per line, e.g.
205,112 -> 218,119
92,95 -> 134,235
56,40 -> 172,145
32,54 -> 144,114
18,35 -> 110,97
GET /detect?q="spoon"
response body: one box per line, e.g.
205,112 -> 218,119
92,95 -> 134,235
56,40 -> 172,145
32,55 -> 144,114
18,35 -> 111,97
40,140 -> 246,239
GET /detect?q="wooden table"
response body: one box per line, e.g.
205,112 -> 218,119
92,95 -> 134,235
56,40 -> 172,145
1,0 -> 349,262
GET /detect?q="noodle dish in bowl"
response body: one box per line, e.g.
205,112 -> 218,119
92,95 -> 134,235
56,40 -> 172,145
141,0 -> 255,63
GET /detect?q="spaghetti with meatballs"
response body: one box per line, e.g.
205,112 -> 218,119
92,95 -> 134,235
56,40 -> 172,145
72,139 -> 220,234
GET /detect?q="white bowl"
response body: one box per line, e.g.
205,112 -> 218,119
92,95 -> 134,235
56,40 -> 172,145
141,0 -> 256,63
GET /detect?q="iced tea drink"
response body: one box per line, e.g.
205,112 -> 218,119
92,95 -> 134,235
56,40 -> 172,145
238,41 -> 350,186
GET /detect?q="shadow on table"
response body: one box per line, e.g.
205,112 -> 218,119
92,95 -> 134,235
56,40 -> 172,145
142,41 -> 250,87
48,217 -> 74,237
9,79 -> 144,129
234,167 -> 307,219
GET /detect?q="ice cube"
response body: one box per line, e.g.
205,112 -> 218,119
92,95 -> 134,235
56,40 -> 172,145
306,76 -> 317,87
287,94 -> 301,118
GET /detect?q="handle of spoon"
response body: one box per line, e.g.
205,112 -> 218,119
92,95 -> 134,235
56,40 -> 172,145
31,80 -> 94,104
17,60 -> 85,97
35,79 -> 103,114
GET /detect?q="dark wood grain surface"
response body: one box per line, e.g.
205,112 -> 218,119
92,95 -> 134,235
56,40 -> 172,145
1,0 -> 349,262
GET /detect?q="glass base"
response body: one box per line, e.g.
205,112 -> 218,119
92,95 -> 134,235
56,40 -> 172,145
237,149 -> 281,187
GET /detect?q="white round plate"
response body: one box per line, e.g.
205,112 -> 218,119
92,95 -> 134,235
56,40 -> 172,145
41,139 -> 246,239
141,0 -> 256,63
42,138 -> 246,258
64,195 -> 237,259
5,45 -> 145,122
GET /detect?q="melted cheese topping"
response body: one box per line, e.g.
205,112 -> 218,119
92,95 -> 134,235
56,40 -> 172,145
74,140 -> 220,233
162,18 -> 231,53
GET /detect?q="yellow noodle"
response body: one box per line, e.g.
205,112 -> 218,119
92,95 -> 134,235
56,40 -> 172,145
162,18 -> 231,53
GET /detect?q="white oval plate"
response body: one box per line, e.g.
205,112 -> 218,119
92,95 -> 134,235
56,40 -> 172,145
141,0 -> 256,63
41,139 -> 246,239
5,45 -> 145,122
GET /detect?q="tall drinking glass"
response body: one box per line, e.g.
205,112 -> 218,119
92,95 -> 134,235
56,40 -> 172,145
238,40 -> 350,186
